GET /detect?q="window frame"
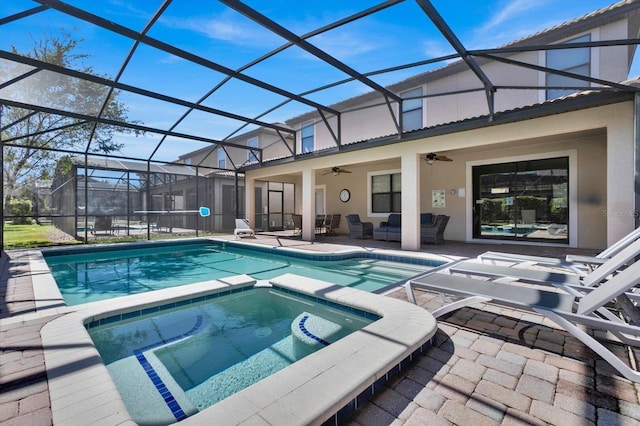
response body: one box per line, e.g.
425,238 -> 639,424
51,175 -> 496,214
401,87 -> 423,132
367,169 -> 402,216
301,121 -> 314,153
217,149 -> 226,169
546,34 -> 591,100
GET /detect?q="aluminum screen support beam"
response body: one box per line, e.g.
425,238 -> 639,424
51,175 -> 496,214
86,0 -> 172,156
209,0 -> 405,146
478,53 -> 638,93
34,0 -> 340,119
414,0 -> 496,120
219,0 -> 403,105
635,93 -> 640,228
0,99 -> 251,152
0,106 -> 3,255
0,50 -> 295,138
0,5 -> 49,25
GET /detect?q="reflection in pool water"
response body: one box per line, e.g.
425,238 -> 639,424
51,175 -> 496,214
44,240 -> 441,305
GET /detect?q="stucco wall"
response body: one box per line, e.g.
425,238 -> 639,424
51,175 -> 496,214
248,102 -> 634,249
288,19 -> 632,156
417,131 -> 607,248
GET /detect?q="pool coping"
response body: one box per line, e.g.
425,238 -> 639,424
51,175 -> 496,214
40,273 -> 438,425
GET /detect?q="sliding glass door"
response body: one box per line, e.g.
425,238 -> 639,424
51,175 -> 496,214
472,157 -> 569,243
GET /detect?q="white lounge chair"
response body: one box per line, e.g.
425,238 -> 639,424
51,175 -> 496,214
406,260 -> 640,382
234,219 -> 255,238
451,238 -> 640,292
478,226 -> 640,274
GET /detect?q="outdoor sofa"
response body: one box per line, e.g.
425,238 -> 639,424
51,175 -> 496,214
373,213 -> 437,242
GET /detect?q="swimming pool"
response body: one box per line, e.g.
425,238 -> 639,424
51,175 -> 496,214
87,285 -> 377,425
43,239 -> 442,305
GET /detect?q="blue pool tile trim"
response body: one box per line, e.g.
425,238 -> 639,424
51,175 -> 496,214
134,350 -> 188,422
41,238 -> 207,257
85,286 -> 380,330
42,238 -> 445,269
132,315 -> 204,422
298,314 -> 331,346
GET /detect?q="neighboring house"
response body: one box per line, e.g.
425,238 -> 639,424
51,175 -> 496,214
236,1 -> 640,250
178,125 -> 294,170
178,125 -> 295,231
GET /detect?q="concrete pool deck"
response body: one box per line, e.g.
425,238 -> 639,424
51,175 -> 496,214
2,236 -> 640,425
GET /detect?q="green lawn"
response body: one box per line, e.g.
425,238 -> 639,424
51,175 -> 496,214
3,223 -> 80,249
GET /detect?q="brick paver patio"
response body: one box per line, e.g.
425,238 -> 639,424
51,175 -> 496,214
347,289 -> 640,425
1,237 -> 639,425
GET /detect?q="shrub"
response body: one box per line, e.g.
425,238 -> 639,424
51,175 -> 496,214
9,198 -> 33,224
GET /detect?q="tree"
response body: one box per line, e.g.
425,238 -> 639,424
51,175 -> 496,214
1,29 -> 141,212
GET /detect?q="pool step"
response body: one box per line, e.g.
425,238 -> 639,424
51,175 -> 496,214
291,312 -> 341,347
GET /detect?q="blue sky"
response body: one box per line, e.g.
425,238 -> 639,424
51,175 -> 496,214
1,0 -> 635,161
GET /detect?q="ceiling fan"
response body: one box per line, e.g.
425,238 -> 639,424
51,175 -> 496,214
425,153 -> 453,165
323,166 -> 352,176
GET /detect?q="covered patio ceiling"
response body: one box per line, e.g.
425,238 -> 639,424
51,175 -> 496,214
2,0 -> 640,171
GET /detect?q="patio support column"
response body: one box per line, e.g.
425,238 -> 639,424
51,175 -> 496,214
635,93 -> 640,229
245,176 -> 255,228
301,168 -> 316,240
607,103 -> 636,245
401,152 -> 421,251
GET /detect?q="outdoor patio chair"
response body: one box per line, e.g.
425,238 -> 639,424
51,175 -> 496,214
450,237 -> 640,293
234,218 -> 255,238
405,259 -> 640,383
478,226 -> 640,275
292,214 -> 302,235
521,209 -> 536,224
157,215 -> 172,233
421,214 -> 449,244
346,214 -> 373,239
326,214 -> 341,235
315,214 -> 327,235
92,215 -> 113,235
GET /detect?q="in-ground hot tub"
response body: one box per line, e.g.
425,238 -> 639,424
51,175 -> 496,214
41,273 -> 437,425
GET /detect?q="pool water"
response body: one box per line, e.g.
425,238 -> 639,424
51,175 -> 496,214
45,241 -> 436,305
87,287 -> 375,425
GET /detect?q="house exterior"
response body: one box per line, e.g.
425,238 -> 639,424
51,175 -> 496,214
176,125 -> 296,232
182,1 -> 640,251
177,125 -> 294,170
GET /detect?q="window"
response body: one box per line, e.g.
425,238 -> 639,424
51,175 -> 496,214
218,149 -> 226,169
247,137 -> 259,163
546,34 -> 590,100
301,122 -> 314,153
371,173 -> 401,213
184,158 -> 191,166
401,88 -> 423,132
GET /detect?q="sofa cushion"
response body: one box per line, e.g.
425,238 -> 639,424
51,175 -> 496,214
386,227 -> 402,234
387,213 -> 402,227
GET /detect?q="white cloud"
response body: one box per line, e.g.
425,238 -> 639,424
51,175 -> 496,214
161,11 -> 281,48
421,40 -> 455,62
309,31 -> 383,60
480,0 -> 545,32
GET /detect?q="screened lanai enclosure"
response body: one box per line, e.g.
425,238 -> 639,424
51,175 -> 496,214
2,1 -> 640,249
49,157 -> 246,240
